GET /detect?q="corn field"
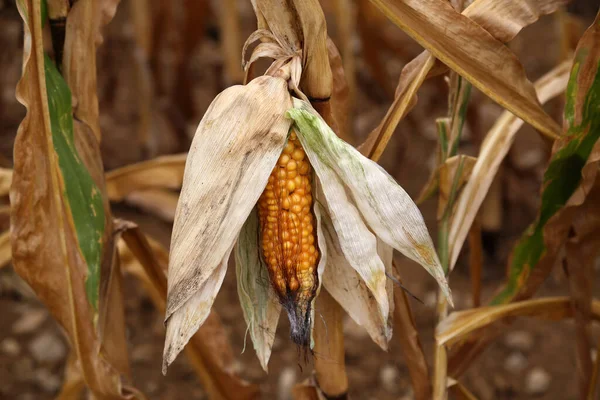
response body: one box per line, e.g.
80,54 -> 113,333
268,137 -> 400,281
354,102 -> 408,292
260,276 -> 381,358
0,0 -> 600,399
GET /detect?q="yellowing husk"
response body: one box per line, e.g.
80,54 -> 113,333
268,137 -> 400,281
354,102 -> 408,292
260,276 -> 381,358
163,76 -> 292,372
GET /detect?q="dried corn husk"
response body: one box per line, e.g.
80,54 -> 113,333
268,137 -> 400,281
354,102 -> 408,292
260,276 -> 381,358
288,99 -> 452,312
249,0 -> 332,100
163,75 -> 292,373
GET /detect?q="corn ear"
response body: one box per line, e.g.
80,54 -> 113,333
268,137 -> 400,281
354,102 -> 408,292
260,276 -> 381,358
163,76 -> 291,372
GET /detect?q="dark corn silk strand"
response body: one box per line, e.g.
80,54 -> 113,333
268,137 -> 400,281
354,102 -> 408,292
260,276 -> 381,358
257,130 -> 319,347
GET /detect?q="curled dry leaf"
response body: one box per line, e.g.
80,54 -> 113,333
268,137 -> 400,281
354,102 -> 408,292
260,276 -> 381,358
163,76 -> 292,372
62,0 -> 101,141
55,351 -> 85,400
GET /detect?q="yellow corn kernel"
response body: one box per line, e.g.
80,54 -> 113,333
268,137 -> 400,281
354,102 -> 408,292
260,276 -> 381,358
257,131 -> 319,310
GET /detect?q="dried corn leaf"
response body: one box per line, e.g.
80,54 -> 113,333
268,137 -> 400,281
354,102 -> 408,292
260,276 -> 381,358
55,352 -> 85,400
164,76 -> 291,371
447,39 -> 595,373
119,223 -> 260,399
491,14 -> 600,304
11,1 -> 137,397
361,0 -> 567,156
369,0 -> 560,139
105,153 -> 186,201
448,61 -> 572,271
437,297 -> 600,347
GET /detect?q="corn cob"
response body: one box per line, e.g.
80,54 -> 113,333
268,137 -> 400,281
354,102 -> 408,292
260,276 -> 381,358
257,130 -> 319,346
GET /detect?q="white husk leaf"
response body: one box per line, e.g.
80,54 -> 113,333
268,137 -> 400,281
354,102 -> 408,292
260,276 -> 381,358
288,99 -> 452,306
164,76 -> 291,370
321,211 -> 391,349
235,209 -> 281,372
296,132 -> 390,324
163,246 -> 232,373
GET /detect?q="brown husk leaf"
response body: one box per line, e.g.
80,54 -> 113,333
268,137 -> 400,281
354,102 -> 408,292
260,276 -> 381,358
11,0 -> 139,397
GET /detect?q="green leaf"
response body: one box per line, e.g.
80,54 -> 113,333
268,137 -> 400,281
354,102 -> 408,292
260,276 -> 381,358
44,55 -> 105,310
492,16 -> 600,305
